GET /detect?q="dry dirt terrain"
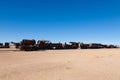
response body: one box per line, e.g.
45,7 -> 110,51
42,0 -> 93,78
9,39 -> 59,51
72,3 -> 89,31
0,48 -> 120,80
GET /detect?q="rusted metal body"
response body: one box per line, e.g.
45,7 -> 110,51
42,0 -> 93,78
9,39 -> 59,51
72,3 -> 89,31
48,42 -> 63,49
63,42 -> 79,49
20,39 -> 36,51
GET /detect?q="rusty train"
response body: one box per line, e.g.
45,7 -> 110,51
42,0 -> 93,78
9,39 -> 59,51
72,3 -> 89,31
12,39 -> 118,51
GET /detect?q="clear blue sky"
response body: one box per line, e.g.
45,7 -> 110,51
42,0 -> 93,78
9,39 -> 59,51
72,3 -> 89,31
0,0 -> 120,44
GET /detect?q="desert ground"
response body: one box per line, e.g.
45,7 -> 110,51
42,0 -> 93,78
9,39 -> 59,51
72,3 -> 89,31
0,48 -> 120,80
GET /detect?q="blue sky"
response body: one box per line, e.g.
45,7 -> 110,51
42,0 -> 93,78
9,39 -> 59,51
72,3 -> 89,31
0,0 -> 120,44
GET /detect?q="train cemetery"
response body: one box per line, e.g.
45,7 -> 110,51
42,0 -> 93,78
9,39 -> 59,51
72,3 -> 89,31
0,39 -> 119,51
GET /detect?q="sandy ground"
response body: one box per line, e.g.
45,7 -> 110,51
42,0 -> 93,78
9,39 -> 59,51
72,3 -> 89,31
0,48 -> 120,80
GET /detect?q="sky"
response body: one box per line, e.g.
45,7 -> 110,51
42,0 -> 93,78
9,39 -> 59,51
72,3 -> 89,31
0,0 -> 120,44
